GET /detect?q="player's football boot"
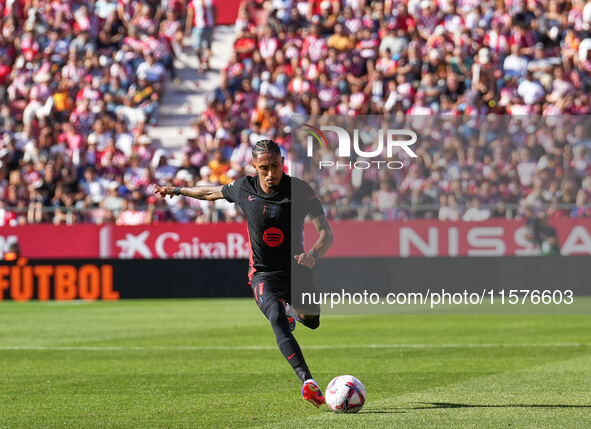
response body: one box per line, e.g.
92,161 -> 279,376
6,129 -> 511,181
302,379 -> 325,408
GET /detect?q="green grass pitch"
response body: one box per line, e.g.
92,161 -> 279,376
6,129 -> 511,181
1,299 -> 590,428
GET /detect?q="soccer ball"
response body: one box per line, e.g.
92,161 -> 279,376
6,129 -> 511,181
325,375 -> 366,413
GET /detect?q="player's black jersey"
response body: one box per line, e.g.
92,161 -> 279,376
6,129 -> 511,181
222,174 -> 323,276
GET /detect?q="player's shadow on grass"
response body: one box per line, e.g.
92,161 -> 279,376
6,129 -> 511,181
414,402 -> 591,410
351,402 -> 591,415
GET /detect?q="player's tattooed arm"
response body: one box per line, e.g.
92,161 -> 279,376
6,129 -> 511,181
294,215 -> 334,269
179,186 -> 225,201
154,185 -> 224,201
310,215 -> 334,258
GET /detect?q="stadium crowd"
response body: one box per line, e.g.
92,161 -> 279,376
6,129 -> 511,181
0,0 -> 220,225
1,0 -> 591,226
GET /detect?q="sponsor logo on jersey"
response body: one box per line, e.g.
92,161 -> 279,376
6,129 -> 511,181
262,227 -> 284,247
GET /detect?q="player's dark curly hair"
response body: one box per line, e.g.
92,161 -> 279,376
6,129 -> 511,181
252,139 -> 281,159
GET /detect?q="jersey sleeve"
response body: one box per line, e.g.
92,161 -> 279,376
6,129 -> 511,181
221,176 -> 244,203
300,180 -> 324,219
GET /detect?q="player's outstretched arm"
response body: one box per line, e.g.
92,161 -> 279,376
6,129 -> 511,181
153,184 -> 224,201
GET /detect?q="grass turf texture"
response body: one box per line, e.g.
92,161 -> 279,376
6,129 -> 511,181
0,299 -> 590,428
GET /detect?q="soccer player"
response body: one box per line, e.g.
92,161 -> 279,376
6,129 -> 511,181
154,139 -> 333,408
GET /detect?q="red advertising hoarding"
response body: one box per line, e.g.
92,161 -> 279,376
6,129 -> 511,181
215,0 -> 242,25
0,224 -> 100,259
1,219 -> 591,259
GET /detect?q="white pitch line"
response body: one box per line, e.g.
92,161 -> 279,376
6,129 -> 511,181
0,343 -> 589,352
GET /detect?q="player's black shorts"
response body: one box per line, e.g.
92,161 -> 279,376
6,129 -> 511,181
250,266 -> 320,316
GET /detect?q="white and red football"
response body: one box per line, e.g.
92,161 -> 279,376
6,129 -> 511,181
325,375 -> 366,413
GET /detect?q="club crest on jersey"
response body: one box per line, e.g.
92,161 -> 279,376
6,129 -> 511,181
263,204 -> 278,218
263,227 -> 284,247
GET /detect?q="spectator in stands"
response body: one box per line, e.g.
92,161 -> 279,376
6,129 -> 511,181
438,194 -> 461,221
372,179 -> 398,220
462,197 -> 491,222
118,197 -> 149,225
186,0 -> 217,73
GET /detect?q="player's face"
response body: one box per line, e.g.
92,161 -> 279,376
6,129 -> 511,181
252,152 -> 284,191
